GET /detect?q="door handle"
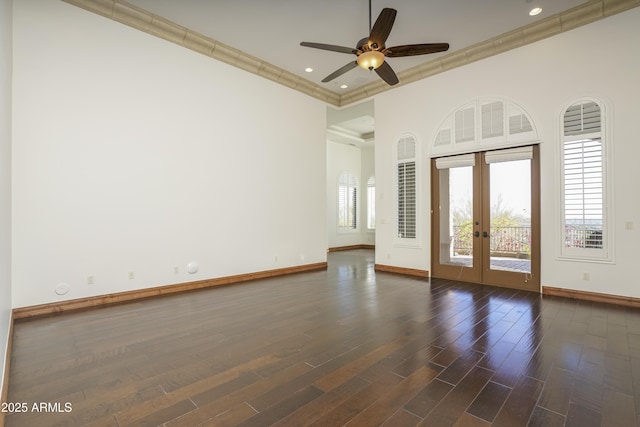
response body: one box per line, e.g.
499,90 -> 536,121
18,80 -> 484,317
474,231 -> 480,238
483,231 -> 489,238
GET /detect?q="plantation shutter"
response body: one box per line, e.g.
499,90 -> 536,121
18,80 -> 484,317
398,136 -> 416,160
338,173 -> 357,230
435,129 -> 452,146
398,162 -> 416,238
563,138 -> 603,248
562,100 -> 605,253
397,136 -> 417,239
564,102 -> 601,135
509,114 -> 533,135
455,107 -> 475,143
482,101 -> 504,139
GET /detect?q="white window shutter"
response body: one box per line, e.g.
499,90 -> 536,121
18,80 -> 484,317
397,162 -> 416,238
338,173 -> 358,230
564,102 -> 601,136
482,101 -> 504,139
435,129 -> 452,146
561,100 -> 608,259
509,114 -> 533,135
398,136 -> 416,160
397,136 -> 417,240
455,107 -> 475,143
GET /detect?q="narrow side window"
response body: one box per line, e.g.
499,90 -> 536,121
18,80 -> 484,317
338,172 -> 358,231
397,136 -> 417,239
367,176 -> 375,230
561,100 -> 610,261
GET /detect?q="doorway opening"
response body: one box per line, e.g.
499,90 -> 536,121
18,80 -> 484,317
326,101 -> 375,253
431,146 -> 540,292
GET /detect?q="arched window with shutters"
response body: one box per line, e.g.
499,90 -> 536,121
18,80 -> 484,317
397,135 -> 417,241
560,99 -> 611,261
338,172 -> 358,231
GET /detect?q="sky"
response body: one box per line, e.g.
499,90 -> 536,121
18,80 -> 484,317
448,159 -> 531,220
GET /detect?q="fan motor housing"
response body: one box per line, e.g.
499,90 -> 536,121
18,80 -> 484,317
357,37 -> 382,52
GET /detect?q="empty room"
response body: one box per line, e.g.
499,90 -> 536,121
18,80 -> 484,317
1,0 -> 640,426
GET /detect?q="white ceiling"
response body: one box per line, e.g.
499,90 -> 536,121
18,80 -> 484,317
327,100 -> 375,147
121,0 -> 590,142
127,0 -> 587,93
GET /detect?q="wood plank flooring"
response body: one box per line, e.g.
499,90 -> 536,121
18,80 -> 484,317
5,249 -> 640,426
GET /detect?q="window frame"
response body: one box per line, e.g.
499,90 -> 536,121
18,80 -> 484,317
337,172 -> 358,233
395,135 -> 420,247
367,176 -> 376,231
558,98 -> 613,263
397,161 -> 417,239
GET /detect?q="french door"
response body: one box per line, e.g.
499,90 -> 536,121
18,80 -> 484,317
431,146 -> 540,292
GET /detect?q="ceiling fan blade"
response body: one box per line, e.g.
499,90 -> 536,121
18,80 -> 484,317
322,61 -> 359,82
300,42 -> 357,55
375,61 -> 399,86
368,8 -> 396,49
385,43 -> 450,57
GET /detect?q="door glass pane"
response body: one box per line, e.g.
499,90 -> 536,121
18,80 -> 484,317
439,166 -> 473,267
489,160 -> 531,273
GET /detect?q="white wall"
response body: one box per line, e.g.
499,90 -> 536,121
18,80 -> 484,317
12,0 -> 327,307
0,0 -> 12,398
374,8 -> 640,297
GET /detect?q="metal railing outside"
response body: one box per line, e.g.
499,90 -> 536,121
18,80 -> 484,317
564,226 -> 603,249
452,225 -> 532,259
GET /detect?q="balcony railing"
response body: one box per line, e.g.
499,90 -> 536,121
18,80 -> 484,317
452,225 -> 531,259
564,226 -> 603,249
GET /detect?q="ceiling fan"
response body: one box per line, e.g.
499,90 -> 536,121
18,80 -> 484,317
300,2 -> 450,86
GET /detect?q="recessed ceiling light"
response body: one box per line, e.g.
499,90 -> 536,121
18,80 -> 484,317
340,84 -> 348,89
305,67 -> 313,73
529,7 -> 542,16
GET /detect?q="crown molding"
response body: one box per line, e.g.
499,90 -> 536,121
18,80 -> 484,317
63,0 -> 639,107
62,0 -> 342,106
343,0 -> 640,105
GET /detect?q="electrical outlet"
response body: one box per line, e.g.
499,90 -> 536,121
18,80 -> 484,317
55,283 -> 70,295
625,221 -> 634,230
87,275 -> 94,285
174,266 -> 179,274
583,272 -> 590,281
187,262 -> 198,274
128,271 -> 135,280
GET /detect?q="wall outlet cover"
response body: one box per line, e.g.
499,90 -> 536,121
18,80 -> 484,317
187,262 -> 199,274
55,283 -> 70,295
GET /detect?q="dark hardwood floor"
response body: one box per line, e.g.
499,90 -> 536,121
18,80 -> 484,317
5,250 -> 640,426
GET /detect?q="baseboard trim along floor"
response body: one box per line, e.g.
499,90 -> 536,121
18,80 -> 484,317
13,262 -> 328,320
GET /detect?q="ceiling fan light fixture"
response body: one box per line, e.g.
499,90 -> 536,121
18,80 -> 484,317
357,50 -> 385,70
299,7 -> 446,86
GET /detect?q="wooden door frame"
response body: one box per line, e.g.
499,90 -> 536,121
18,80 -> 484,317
480,145 -> 540,291
431,146 -> 540,292
430,152 -> 482,283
